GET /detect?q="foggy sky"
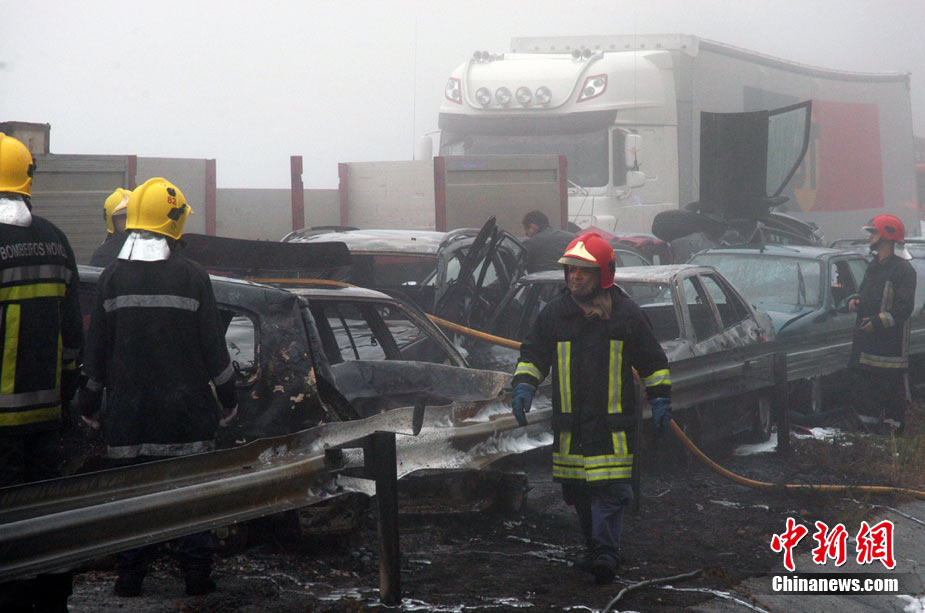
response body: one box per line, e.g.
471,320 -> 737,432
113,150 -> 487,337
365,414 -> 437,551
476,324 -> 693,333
2,0 -> 924,189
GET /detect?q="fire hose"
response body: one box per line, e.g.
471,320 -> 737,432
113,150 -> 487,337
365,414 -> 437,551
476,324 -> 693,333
428,314 -> 925,500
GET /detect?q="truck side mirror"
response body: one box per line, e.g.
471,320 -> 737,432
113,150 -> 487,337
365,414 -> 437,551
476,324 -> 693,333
625,133 -> 642,169
625,170 -> 646,188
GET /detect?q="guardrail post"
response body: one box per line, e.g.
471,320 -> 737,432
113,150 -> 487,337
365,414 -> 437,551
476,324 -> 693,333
366,431 -> 401,606
773,353 -> 790,457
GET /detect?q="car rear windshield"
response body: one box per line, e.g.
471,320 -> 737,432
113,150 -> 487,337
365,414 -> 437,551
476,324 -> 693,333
691,254 -> 823,309
618,281 -> 681,342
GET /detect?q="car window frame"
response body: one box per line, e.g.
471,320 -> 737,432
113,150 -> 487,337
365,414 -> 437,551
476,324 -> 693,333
679,273 -> 722,343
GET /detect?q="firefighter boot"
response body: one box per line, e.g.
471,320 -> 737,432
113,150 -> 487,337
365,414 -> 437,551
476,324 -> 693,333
184,571 -> 216,596
591,554 -> 620,585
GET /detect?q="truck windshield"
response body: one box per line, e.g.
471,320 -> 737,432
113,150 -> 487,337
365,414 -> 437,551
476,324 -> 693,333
440,129 -> 609,187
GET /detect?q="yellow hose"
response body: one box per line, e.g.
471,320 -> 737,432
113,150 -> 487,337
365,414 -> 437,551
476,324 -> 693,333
428,314 -> 522,350
430,313 -> 925,500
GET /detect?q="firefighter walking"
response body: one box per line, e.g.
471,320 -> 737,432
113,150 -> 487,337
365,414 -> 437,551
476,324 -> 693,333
509,232 -> 671,585
849,214 -> 917,433
76,177 -> 238,597
0,133 -> 83,611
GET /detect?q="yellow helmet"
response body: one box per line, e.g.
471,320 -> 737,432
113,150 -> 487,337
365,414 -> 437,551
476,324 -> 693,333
125,177 -> 192,240
103,188 -> 132,233
0,133 -> 36,197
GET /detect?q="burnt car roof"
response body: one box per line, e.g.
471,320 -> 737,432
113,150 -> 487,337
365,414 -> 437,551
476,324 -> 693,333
520,264 -> 710,285
77,266 -> 397,302
286,228 -> 486,255
693,244 -> 858,260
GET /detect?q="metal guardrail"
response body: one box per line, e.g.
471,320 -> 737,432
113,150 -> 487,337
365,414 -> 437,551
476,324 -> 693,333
0,343 -> 790,583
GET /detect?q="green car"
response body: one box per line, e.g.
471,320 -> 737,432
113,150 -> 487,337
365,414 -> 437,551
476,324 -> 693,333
689,245 -> 868,337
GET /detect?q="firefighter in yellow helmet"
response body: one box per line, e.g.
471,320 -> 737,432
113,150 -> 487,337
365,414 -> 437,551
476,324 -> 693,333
0,133 -> 83,610
75,177 -> 237,597
89,187 -> 132,267
510,233 -> 671,585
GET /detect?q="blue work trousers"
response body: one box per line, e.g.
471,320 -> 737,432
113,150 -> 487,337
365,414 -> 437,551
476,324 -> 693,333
563,481 -> 633,562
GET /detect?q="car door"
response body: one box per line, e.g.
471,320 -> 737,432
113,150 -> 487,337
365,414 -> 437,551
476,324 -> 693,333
697,272 -> 765,348
677,274 -> 723,356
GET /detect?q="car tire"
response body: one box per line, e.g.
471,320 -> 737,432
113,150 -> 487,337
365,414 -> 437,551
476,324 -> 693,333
652,210 -> 726,242
749,395 -> 773,443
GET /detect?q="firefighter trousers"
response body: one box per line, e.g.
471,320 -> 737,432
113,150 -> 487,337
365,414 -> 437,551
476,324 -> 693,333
562,482 -> 634,563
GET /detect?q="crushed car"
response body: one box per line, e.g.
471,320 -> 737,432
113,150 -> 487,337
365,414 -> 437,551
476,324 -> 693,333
281,217 -> 525,330
486,264 -> 778,442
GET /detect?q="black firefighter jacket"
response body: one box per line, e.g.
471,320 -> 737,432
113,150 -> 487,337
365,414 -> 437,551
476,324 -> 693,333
0,216 -> 82,435
512,286 -> 670,484
851,253 -> 917,371
522,226 -> 577,273
84,252 -> 235,458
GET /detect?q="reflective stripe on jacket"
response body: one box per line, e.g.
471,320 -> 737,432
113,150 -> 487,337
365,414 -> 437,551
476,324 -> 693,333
513,286 -> 670,483
0,217 -> 82,434
852,255 -> 916,370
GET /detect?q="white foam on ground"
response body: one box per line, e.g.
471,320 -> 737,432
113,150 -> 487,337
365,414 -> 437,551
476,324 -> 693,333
734,431 -> 778,455
899,594 -> 925,613
792,427 -> 842,441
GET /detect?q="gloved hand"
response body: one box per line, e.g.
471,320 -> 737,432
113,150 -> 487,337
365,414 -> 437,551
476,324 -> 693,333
650,397 -> 672,438
511,383 -> 536,427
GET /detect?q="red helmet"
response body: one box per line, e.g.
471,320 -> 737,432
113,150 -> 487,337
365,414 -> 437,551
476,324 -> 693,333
864,214 -> 911,259
557,232 -> 616,289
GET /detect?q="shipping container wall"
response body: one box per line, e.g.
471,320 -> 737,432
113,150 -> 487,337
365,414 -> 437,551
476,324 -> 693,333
216,188 -> 339,240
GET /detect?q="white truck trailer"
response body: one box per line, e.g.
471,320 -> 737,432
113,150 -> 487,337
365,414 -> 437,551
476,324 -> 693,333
438,34 -> 917,240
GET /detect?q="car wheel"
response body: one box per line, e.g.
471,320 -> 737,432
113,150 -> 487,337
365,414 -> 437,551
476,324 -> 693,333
749,395 -> 773,443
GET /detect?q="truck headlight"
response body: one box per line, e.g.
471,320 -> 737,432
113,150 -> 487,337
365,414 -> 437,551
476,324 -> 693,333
445,78 -> 462,104
495,87 -> 512,106
577,74 -> 607,102
535,86 -> 552,105
515,86 -> 532,106
475,87 -> 492,107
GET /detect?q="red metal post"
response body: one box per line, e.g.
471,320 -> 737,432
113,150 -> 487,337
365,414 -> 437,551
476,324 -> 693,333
205,158 -> 217,236
338,163 -> 349,226
558,155 -> 568,230
127,155 -> 137,189
433,156 -> 447,231
291,156 -> 304,231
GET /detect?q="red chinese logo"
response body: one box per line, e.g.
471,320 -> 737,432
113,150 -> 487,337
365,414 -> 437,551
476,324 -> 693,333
811,521 -> 848,566
856,520 -> 896,569
770,517 -> 809,571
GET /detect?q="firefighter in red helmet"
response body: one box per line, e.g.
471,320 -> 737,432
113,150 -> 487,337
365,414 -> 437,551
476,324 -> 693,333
510,233 -> 671,584
848,214 -> 916,432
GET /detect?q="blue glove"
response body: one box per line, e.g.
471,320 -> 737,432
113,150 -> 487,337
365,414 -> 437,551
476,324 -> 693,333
650,397 -> 672,438
511,383 -> 536,427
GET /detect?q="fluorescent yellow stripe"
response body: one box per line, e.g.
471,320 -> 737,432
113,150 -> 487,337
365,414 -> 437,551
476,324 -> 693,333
643,369 -> 671,387
514,362 -> 542,380
2,305 -> 20,394
0,282 -> 66,302
0,405 -> 61,426
586,467 -> 633,481
557,341 -> 572,414
56,333 -> 63,386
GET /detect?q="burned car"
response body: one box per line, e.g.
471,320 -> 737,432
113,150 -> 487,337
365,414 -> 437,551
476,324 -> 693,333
282,217 -> 525,330
75,265 -> 509,445
486,264 -> 777,441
